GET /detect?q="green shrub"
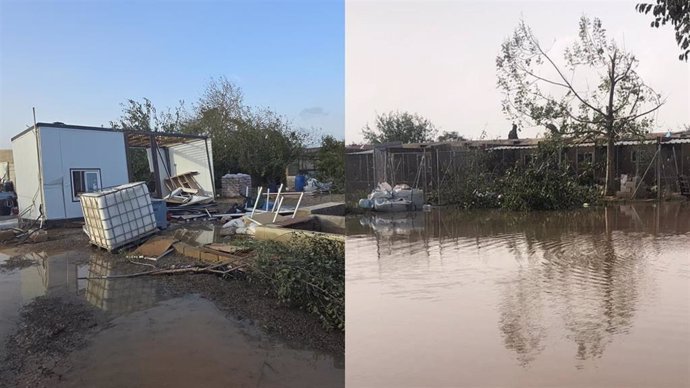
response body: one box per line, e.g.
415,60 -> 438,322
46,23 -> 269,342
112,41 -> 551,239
437,140 -> 597,211
499,142 -> 598,211
434,152 -> 501,208
249,235 -> 344,330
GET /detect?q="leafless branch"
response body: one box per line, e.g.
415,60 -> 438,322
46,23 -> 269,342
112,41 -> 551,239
529,33 -> 606,116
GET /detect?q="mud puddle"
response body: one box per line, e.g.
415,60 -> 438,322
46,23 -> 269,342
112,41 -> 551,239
55,295 -> 342,388
0,248 -> 343,387
0,250 -> 91,344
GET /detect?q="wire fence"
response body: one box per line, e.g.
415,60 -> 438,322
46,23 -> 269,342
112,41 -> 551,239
346,142 -> 690,203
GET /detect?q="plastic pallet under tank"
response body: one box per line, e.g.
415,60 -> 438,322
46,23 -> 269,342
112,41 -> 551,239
80,182 -> 158,252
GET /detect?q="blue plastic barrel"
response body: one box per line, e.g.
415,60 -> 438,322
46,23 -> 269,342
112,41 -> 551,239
151,199 -> 168,230
295,175 -> 306,192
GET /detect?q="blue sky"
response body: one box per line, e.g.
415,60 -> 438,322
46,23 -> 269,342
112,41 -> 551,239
0,0 -> 344,147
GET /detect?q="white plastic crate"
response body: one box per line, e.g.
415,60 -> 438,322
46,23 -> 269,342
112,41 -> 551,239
80,182 -> 157,251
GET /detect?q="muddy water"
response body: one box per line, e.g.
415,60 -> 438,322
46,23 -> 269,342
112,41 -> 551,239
0,250 -> 91,343
58,295 -> 342,388
346,203 -> 690,388
0,249 -> 343,387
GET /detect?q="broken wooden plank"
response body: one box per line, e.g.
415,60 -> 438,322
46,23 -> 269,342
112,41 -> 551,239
133,236 -> 178,257
172,241 -> 249,265
204,243 -> 251,255
273,216 -> 314,228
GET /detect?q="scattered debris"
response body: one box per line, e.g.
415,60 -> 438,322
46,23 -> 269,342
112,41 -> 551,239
358,182 -> 424,212
0,225 -> 49,245
28,229 -> 48,243
0,228 -> 17,241
304,177 -> 333,193
204,243 -> 252,254
163,171 -> 206,195
164,187 -> 214,207
78,261 -> 240,280
128,236 -> 177,261
219,217 -> 255,235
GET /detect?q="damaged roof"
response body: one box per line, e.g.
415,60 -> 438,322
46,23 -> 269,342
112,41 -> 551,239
12,122 -> 208,147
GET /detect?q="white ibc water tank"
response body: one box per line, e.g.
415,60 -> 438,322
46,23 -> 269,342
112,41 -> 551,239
80,182 -> 157,251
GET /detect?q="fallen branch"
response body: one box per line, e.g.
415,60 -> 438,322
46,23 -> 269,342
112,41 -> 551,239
126,258 -> 157,269
78,262 -> 243,280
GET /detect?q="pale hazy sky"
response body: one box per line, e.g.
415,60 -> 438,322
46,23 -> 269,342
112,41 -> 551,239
346,0 -> 690,143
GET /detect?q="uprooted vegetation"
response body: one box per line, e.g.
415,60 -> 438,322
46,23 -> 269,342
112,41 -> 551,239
244,235 -> 344,331
435,139 -> 599,211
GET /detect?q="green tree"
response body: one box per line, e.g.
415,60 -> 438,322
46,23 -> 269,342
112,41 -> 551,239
110,98 -> 188,183
437,131 -> 466,142
496,16 -> 664,196
316,135 -> 345,191
181,77 -> 249,186
362,111 -> 437,144
227,107 -> 306,186
636,0 -> 690,61
114,77 -> 308,189
182,77 -> 307,187
110,98 -> 187,133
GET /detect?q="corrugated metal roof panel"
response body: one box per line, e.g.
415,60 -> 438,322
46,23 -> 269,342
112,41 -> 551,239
615,140 -> 656,146
347,150 -> 374,155
487,145 -> 538,150
665,138 -> 690,144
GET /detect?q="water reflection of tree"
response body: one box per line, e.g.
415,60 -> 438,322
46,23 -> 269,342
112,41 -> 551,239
499,206 -> 650,367
498,267 -> 546,366
355,204 -> 686,366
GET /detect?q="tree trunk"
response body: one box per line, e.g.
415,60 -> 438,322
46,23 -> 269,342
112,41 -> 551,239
605,134 -> 616,196
604,54 -> 618,197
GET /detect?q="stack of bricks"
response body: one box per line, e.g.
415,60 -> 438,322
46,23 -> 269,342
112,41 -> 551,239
221,173 -> 252,198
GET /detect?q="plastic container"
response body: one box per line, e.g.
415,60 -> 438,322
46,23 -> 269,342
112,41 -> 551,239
390,188 -> 424,210
358,198 -> 373,209
80,182 -> 157,251
3,181 -> 14,192
295,175 -> 306,192
151,199 -> 168,230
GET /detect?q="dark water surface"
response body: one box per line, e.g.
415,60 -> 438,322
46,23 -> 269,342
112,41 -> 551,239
346,203 -> 690,388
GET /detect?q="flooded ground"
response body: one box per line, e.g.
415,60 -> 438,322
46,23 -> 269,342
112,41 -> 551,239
52,295 -> 341,388
0,232 -> 343,387
346,203 -> 690,388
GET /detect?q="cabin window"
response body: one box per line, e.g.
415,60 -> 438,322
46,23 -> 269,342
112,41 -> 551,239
577,152 -> 593,164
71,169 -> 101,201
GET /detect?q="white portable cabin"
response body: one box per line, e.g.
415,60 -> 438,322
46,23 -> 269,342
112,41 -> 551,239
11,122 -> 214,223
